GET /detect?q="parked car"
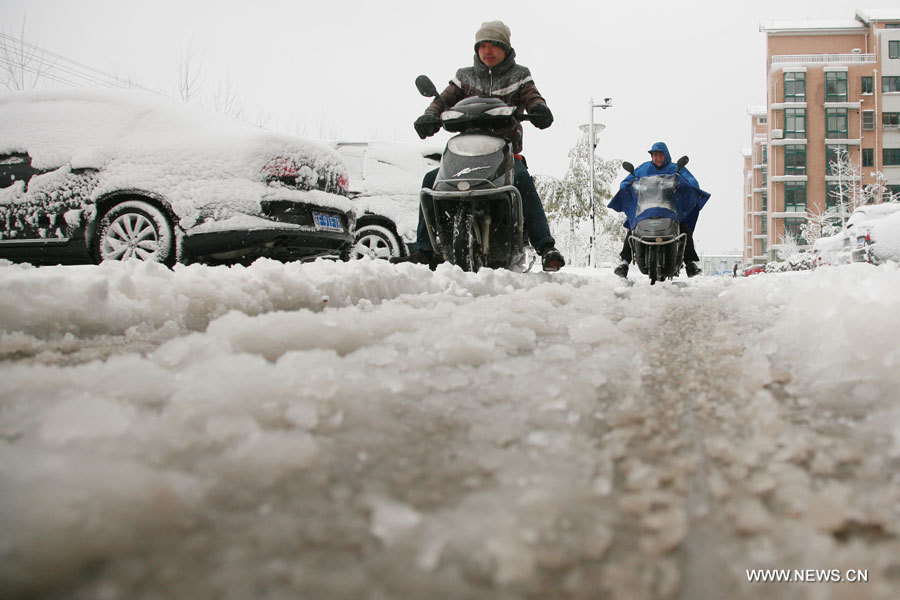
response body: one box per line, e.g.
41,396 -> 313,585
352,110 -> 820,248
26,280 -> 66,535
811,203 -> 900,267
845,202 -> 900,265
742,264 -> 766,276
0,89 -> 355,266
811,231 -> 853,267
332,141 -> 440,259
865,207 -> 900,265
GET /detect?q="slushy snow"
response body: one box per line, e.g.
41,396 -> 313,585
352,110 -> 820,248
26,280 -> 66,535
1,258 -> 899,599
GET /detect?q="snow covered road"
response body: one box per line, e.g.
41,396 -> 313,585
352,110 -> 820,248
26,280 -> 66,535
1,258 -> 899,599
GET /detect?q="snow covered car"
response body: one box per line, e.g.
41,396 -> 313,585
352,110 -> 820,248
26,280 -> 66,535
811,232 -> 853,267
333,141 -> 440,259
864,206 -> 900,265
810,203 -> 900,267
844,202 -> 900,265
0,89 -> 355,266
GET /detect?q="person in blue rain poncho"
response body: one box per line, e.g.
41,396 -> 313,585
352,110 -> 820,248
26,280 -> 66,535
608,141 -> 710,278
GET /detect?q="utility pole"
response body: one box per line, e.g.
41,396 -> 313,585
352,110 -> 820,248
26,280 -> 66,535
582,97 -> 611,267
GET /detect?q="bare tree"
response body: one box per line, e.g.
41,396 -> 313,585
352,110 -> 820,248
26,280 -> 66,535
0,18 -> 53,90
212,75 -> 245,119
174,38 -> 205,102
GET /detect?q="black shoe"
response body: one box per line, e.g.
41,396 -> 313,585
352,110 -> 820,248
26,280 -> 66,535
390,249 -> 439,270
541,246 -> 565,272
685,261 -> 701,278
614,262 -> 629,278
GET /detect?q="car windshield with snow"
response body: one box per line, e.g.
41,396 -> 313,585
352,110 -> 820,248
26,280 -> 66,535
0,89 -> 356,266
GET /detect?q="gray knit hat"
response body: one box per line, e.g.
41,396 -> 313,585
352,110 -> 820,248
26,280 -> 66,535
474,20 -> 511,53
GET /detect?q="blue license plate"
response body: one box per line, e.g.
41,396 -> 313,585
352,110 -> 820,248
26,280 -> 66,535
312,212 -> 343,232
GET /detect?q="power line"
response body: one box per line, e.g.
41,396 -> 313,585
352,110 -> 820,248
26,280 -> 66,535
0,32 -> 160,94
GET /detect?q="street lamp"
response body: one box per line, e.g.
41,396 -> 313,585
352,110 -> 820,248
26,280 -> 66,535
581,97 -> 611,267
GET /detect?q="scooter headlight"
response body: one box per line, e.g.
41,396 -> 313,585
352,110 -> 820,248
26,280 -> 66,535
485,106 -> 516,116
447,135 -> 506,157
441,110 -> 465,121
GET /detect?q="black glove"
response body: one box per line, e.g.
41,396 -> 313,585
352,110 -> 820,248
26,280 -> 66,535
529,104 -> 553,129
414,114 -> 441,139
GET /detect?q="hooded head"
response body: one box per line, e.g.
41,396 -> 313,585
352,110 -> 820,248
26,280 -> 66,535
474,20 -> 511,54
648,142 -> 671,168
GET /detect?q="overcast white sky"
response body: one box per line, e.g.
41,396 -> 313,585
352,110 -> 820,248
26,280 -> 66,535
0,0 -> 883,254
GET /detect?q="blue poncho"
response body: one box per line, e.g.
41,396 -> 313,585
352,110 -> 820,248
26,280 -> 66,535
608,142 -> 710,230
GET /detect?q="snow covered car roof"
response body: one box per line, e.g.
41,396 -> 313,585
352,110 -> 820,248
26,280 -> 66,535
0,89 -> 356,264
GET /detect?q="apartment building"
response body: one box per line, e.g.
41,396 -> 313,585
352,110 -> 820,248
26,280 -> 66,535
743,9 -> 900,265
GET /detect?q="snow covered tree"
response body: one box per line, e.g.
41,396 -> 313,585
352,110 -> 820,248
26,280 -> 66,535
800,202 -> 839,246
534,129 -> 624,267
827,149 -> 867,229
776,230 -> 801,261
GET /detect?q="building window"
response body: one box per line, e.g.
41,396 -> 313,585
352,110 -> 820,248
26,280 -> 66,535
885,148 -> 900,166
863,148 -> 874,167
784,145 -> 806,174
762,145 -> 767,165
863,110 -> 875,130
784,183 -> 806,212
826,145 -> 849,175
761,166 -> 767,186
761,190 -> 767,212
825,72 -> 848,102
784,217 -> 807,244
761,215 -> 767,236
884,76 -> 900,93
784,108 -> 806,139
861,76 -> 873,94
888,185 -> 900,198
885,112 -> 900,128
826,109 -> 848,139
758,116 -> 768,125
890,40 -> 900,59
784,72 -> 806,101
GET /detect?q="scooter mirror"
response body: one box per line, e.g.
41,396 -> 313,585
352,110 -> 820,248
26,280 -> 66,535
622,161 -> 635,175
415,75 -> 439,99
676,156 -> 689,171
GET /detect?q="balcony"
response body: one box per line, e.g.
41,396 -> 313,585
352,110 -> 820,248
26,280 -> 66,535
771,174 -> 808,183
771,53 -> 876,66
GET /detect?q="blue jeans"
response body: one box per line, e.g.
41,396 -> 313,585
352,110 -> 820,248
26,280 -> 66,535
414,158 -> 555,254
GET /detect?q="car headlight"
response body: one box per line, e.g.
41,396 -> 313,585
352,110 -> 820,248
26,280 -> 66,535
447,135 -> 506,157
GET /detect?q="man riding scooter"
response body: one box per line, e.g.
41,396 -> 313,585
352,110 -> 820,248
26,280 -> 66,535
609,142 -> 709,278
392,20 -> 565,272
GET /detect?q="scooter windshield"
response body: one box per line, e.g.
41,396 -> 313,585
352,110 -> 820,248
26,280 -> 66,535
632,175 -> 677,219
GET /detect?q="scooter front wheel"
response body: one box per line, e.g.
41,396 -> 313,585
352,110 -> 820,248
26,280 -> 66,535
452,210 -> 481,272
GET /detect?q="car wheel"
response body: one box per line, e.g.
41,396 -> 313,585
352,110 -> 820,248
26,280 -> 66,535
351,224 -> 401,260
94,200 -> 175,266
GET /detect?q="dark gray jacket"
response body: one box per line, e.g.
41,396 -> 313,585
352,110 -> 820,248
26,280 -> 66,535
425,49 -> 547,154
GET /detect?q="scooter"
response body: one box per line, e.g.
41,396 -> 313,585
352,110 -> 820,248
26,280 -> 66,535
620,156 -> 695,285
415,75 -> 537,272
